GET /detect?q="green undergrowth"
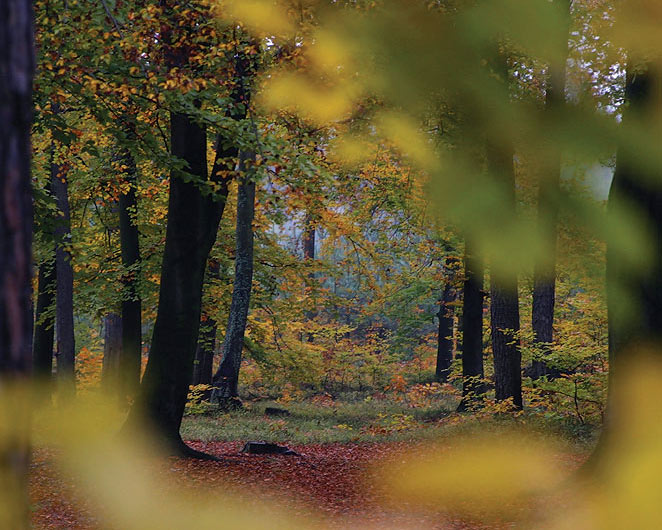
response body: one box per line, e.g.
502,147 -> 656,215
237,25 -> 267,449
180,397 -> 599,449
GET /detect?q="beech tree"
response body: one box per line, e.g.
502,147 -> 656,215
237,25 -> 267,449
211,151 -> 257,407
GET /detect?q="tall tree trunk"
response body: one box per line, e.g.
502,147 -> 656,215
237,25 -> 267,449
486,49 -> 522,409
192,260 -> 220,387
531,0 -> 570,379
118,148 -> 142,404
436,281 -> 455,383
124,2 -> 250,456
51,144 -> 76,396
211,152 -> 256,407
33,257 -> 56,392
101,312 -> 122,390
0,0 -> 34,525
303,213 -> 316,342
125,109 -> 228,457
487,138 -> 522,410
595,62 -> 662,467
458,240 -> 485,410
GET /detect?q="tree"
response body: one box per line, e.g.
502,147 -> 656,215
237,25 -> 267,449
601,60 -> 662,460
531,0 -> 571,379
101,312 -> 122,390
0,0 -> 34,525
124,9 -> 253,454
211,151 -> 257,407
458,240 -> 485,410
117,146 -> 142,404
436,258 -> 457,382
51,138 -> 76,396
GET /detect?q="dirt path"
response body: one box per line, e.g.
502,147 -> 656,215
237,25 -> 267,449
30,440 -> 585,529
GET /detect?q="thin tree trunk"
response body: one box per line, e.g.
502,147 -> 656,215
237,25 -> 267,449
303,213 -> 316,342
51,143 -> 76,397
436,281 -> 455,382
0,0 -> 35,524
118,148 -> 142,404
458,240 -> 485,410
101,312 -> 122,390
211,152 -> 256,407
33,258 -> 55,382
531,0 -> 570,379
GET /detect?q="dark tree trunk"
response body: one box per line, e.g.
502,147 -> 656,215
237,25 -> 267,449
436,281 -> 455,383
531,0 -> 570,380
487,137 -> 522,410
118,149 -> 142,404
484,49 -> 522,409
211,152 -> 256,406
124,2 -> 250,457
458,240 -> 485,409
125,110 -> 227,456
595,62 -> 662,466
33,258 -> 55,383
101,312 -> 122,390
0,0 -> 34,525
51,146 -> 76,396
192,260 -> 220,388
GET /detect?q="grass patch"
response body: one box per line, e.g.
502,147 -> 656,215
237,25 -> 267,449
180,396 -> 599,449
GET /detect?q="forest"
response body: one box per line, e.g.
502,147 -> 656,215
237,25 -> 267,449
1,0 -> 661,528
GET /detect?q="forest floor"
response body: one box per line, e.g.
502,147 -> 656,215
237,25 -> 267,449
29,400 -> 595,529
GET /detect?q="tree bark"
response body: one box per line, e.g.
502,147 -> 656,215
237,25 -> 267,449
0,0 -> 34,524
531,0 -> 570,379
458,240 -> 485,409
436,263 -> 456,382
211,152 -> 256,407
118,148 -> 142,404
487,138 -> 522,409
101,312 -> 122,390
51,143 -> 76,397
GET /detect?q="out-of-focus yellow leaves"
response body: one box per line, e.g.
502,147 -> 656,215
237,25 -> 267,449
377,111 -> 439,172
327,134 -> 377,167
0,382 -> 30,529
260,73 -> 359,125
377,433 -> 563,517
548,353 -> 662,530
222,0 -> 295,36
307,29 -> 357,75
610,0 -> 662,60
